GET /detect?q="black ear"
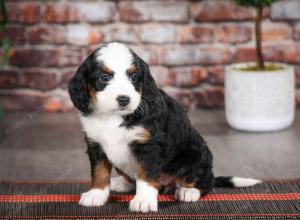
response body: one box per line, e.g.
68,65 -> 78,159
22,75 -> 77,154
68,63 -> 91,113
135,55 -> 158,96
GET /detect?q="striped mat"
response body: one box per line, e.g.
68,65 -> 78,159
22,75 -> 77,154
0,179 -> 299,219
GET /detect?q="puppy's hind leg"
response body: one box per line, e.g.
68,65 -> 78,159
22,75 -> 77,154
175,165 -> 214,202
170,146 -> 214,202
175,177 -> 201,202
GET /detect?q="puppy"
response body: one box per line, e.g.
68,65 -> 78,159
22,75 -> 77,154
68,42 -> 260,213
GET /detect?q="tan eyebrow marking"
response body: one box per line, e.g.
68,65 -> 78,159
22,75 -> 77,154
127,65 -> 137,74
100,65 -> 113,74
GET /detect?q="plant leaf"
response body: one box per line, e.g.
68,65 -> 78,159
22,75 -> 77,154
1,38 -> 10,66
234,0 -> 278,7
0,0 -> 8,31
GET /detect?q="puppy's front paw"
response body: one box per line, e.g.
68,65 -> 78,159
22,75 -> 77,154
175,187 -> 200,202
129,196 -> 158,213
110,176 -> 135,192
79,188 -> 109,207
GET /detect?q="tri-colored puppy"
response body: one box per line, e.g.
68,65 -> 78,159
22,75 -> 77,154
68,42 -> 260,213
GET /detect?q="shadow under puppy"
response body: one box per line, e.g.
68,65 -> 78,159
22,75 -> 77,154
68,42 -> 261,213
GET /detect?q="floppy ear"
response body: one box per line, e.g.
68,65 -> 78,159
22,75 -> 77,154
68,63 -> 91,113
136,56 -> 158,97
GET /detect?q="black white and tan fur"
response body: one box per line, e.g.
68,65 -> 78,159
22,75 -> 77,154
68,42 -> 261,213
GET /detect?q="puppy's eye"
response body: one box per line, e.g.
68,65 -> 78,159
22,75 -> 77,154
99,73 -> 112,82
130,73 -> 138,82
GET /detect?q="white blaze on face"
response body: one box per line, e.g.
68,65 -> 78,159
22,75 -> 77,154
94,42 -> 141,115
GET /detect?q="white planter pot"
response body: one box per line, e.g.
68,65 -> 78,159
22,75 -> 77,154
225,63 -> 295,132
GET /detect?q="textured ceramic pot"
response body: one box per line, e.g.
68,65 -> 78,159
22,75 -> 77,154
225,63 -> 295,132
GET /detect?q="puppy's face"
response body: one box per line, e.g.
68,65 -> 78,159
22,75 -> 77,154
90,44 -> 142,115
69,43 -> 155,116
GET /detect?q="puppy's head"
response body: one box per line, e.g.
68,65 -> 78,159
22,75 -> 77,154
68,42 -> 157,115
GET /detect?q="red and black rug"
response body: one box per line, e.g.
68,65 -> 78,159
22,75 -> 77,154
0,179 -> 299,219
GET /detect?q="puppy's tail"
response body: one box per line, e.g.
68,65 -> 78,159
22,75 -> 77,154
214,176 -> 261,188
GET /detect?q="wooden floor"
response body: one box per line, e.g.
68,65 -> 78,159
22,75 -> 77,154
0,110 -> 299,181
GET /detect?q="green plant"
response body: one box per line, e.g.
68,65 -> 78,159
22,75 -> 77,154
0,0 -> 8,116
234,0 -> 278,70
0,103 -> 3,118
0,0 -> 10,66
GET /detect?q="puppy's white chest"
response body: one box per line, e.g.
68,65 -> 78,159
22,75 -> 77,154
80,114 -> 142,179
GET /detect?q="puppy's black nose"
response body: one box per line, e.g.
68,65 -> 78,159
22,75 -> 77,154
117,95 -> 130,107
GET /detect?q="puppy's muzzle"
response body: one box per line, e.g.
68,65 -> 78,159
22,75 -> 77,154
117,95 -> 130,107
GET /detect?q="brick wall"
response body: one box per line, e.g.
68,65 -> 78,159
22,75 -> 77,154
0,0 -> 300,112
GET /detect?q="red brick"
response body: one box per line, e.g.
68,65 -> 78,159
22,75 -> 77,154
264,44 -> 300,64
236,47 -> 256,63
0,68 -> 60,91
33,2 -> 115,24
216,24 -> 252,43
86,46 -> 99,56
200,47 -> 232,65
103,24 -> 139,43
0,26 -> 26,45
44,99 -> 62,112
60,68 -> 77,89
130,45 -> 159,65
44,89 -> 73,112
169,67 -> 207,87
191,0 -> 254,22
0,69 -> 20,89
0,90 -> 46,111
76,2 -> 116,23
262,7 -> 271,18
27,26 -> 65,45
262,21 -> 291,41
119,1 -> 189,23
66,25 -> 88,46
160,46 -> 232,66
7,3 -> 19,22
297,89 -> 300,107
10,48 -> 82,67
176,26 -> 214,43
294,22 -> 300,40
66,25 -> 102,46
149,66 -> 170,87
137,65 -> 208,88
295,66 -> 300,86
193,86 -> 224,108
19,3 -> 40,24
163,87 -> 192,109
237,43 -> 300,64
89,28 -> 103,44
271,0 -> 300,20
192,67 -> 208,84
43,4 -> 79,23
140,23 -> 175,43
21,70 -> 60,91
0,89 -> 74,112
206,66 -> 225,85
7,2 -> 40,24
